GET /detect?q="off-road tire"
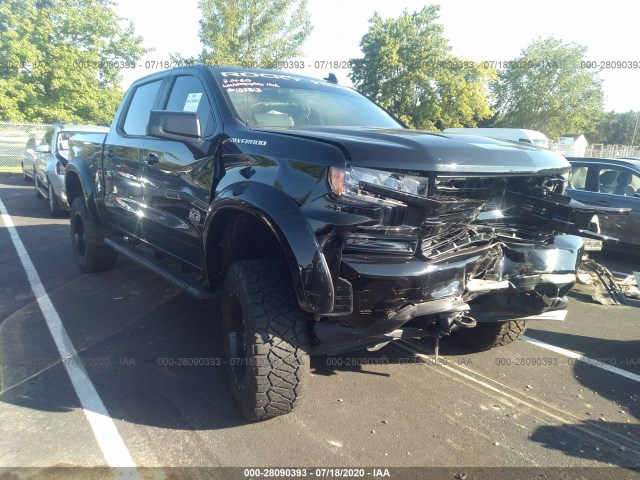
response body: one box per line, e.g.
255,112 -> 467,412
69,197 -> 117,273
453,320 -> 527,351
222,259 -> 311,421
48,180 -> 64,217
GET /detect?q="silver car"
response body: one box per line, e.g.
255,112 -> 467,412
21,136 -> 39,181
34,123 -> 109,216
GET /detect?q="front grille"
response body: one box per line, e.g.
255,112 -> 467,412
419,174 -> 570,253
433,174 -> 567,214
433,177 -> 494,200
421,229 -> 495,260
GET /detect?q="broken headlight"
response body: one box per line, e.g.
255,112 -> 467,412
328,167 -> 429,202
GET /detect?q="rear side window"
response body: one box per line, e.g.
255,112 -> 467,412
123,80 -> 163,136
568,165 -> 588,190
597,166 -> 640,196
164,75 -> 215,137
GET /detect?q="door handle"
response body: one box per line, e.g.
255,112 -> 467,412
145,153 -> 159,165
591,200 -> 611,207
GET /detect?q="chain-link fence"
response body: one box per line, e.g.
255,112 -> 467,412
0,122 -> 50,167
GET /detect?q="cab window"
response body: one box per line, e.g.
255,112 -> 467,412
164,75 -> 215,137
122,80 -> 163,136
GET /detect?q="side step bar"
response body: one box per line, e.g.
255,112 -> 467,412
104,237 -> 221,300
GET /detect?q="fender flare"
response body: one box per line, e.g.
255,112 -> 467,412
64,159 -> 102,222
204,182 -> 335,314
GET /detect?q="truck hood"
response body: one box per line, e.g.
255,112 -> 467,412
255,126 -> 570,176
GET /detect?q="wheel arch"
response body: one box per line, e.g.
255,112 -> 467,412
65,160 -> 102,221
204,183 -> 335,314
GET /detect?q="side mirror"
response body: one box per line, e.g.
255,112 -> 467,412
35,144 -> 51,153
147,111 -> 202,143
25,148 -> 34,155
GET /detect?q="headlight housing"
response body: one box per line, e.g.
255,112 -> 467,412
328,166 -> 429,202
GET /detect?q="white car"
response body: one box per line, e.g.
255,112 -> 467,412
21,136 -> 39,181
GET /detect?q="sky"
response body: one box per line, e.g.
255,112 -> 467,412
115,0 -> 640,113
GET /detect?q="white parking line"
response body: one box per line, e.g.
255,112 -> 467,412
521,335 -> 640,383
0,198 -> 138,470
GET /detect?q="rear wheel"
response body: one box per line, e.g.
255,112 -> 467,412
48,180 -> 64,217
69,197 -> 117,273
453,320 -> 527,351
222,259 -> 311,421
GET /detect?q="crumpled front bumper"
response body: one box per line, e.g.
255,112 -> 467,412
345,234 -> 580,322
312,234 -> 583,354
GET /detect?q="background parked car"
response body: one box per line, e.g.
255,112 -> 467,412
21,136 -> 39,181
34,123 -> 109,217
566,157 -> 640,252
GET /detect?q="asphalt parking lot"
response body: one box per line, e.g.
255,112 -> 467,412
0,172 -> 639,479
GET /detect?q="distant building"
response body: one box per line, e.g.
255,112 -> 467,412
558,134 -> 588,157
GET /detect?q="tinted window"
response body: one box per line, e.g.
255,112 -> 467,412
164,75 -> 215,137
123,80 -> 163,136
568,165 -> 588,190
597,166 -> 640,196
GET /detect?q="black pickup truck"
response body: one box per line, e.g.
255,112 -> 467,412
65,65 -> 618,420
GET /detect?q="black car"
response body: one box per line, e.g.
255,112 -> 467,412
65,66 -> 620,420
566,157 -> 640,252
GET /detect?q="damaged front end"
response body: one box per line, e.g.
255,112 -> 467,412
311,166 -> 626,355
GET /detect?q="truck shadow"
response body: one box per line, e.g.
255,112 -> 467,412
530,420 -> 640,468
0,290 -> 248,430
525,329 -> 640,421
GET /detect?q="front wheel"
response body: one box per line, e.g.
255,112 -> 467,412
222,259 -> 311,421
452,320 -> 527,351
69,197 -> 117,273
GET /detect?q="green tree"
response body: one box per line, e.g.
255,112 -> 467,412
349,6 -> 495,130
591,111 -> 640,144
492,37 -> 604,139
197,0 -> 312,67
0,0 -> 147,124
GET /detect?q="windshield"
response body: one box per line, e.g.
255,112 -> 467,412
56,131 -> 83,151
214,70 -> 402,129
